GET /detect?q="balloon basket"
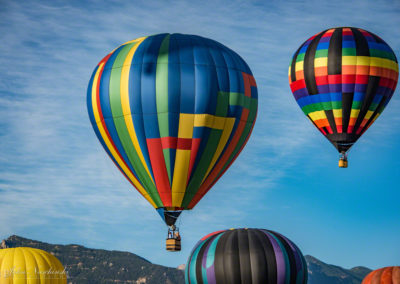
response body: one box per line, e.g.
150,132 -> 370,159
338,159 -> 348,168
166,238 -> 181,251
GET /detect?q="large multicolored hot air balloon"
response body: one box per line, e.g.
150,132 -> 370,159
185,228 -> 307,284
87,33 -> 258,250
362,266 -> 400,284
0,247 -> 67,283
289,27 -> 398,167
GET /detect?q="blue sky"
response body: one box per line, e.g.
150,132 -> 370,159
1,0 -> 399,270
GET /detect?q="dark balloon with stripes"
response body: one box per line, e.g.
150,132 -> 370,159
289,27 -> 398,166
185,228 -> 307,284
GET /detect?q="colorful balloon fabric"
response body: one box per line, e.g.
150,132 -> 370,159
185,228 -> 307,284
0,247 -> 67,283
289,27 -> 398,154
362,266 -> 400,284
87,33 -> 258,225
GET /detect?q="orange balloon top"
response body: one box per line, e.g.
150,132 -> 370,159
362,266 -> 400,284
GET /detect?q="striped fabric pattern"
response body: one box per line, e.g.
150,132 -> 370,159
87,34 -> 258,211
289,27 -> 398,153
362,266 -> 400,284
185,228 -> 307,284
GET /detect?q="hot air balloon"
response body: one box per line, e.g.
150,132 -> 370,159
185,228 -> 307,284
362,266 -> 400,284
289,27 -> 398,168
87,34 -> 258,251
0,247 -> 67,283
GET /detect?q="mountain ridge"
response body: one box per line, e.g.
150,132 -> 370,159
1,235 -> 371,283
305,255 -> 371,284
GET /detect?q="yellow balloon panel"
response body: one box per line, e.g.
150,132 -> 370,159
0,247 -> 67,284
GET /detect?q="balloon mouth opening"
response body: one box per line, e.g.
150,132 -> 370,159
157,208 -> 183,226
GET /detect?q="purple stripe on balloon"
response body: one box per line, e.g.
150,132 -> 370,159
318,84 -> 343,93
263,231 -> 286,284
343,35 -> 355,41
299,82 -> 383,97
276,233 -> 303,276
341,83 -> 354,93
328,84 -> 342,92
202,238 -> 216,284
294,88 -> 309,100
319,37 -> 331,43
206,257 -> 216,284
317,85 -> 330,93
355,84 -> 367,92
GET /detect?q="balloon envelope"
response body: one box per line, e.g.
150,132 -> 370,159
185,228 -> 307,284
289,27 -> 398,153
362,266 -> 400,284
0,247 -> 67,283
87,34 -> 258,225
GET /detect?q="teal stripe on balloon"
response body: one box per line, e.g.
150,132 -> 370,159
206,234 -> 221,268
298,248 -> 308,284
189,240 -> 206,284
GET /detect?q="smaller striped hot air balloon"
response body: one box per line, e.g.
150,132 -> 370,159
289,27 -> 398,168
0,247 -> 67,283
185,228 -> 307,284
362,266 -> 400,284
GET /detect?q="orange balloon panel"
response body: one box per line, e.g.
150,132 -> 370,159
362,266 -> 400,284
